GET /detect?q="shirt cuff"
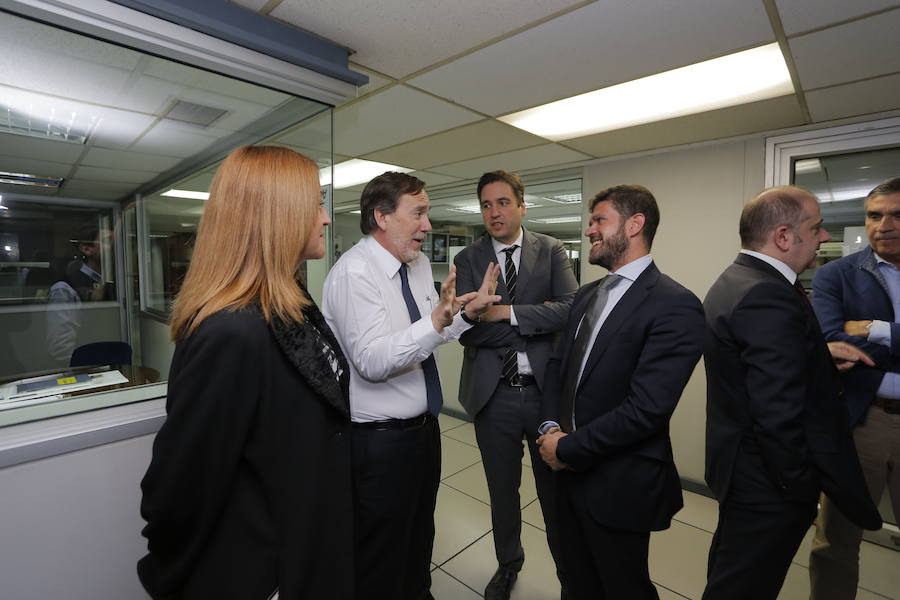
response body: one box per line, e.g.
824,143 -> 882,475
509,305 -> 518,327
869,320 -> 891,346
538,421 -> 560,435
439,312 -> 473,342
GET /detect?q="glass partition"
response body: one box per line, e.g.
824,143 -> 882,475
0,10 -> 334,425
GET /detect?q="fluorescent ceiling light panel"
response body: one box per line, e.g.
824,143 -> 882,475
499,43 -> 794,141
545,193 -> 582,204
447,201 -> 539,214
320,159 -> 413,189
162,189 -> 210,200
528,216 -> 582,224
0,170 -> 63,188
794,158 -> 822,175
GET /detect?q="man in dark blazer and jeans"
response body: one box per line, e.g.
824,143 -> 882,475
702,185 -> 882,600
808,176 -> 900,600
538,184 -> 704,600
454,170 -> 578,600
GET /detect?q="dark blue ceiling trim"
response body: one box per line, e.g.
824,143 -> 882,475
108,0 -> 368,86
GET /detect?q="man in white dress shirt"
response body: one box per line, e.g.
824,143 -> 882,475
323,172 -> 499,600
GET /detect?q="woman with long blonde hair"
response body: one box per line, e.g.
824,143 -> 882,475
138,146 -> 353,600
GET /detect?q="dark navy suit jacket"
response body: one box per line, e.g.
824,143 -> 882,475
542,261 -> 704,532
812,246 -> 900,426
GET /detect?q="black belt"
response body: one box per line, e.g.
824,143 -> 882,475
873,396 -> 900,415
503,374 -> 536,388
352,413 -> 432,430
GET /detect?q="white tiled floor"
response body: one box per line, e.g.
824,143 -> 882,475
433,412 -> 900,600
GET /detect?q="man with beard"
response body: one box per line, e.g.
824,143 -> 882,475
323,172 -> 500,600
702,186 -> 881,600
537,184 -> 704,599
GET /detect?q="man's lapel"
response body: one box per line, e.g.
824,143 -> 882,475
577,263 -> 659,390
516,228 -> 538,297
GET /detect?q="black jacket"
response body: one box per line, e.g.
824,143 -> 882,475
703,253 -> 881,530
138,303 -> 354,599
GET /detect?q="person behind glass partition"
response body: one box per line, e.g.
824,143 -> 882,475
137,145 -> 353,600
45,223 -> 115,365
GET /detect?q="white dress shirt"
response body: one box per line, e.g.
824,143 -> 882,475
323,235 -> 471,422
574,254 -> 653,390
490,228 -> 532,375
739,249 -> 797,284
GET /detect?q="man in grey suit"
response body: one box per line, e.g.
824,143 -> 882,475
454,170 -> 578,600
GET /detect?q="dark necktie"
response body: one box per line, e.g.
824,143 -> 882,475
501,245 -> 520,382
399,263 -> 443,415
794,279 -> 814,312
559,274 -> 622,433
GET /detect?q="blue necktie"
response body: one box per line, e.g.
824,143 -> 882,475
399,263 -> 443,415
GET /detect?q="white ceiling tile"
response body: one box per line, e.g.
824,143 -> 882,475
73,165 -> 159,184
111,74 -> 188,115
172,170 -> 217,192
333,85 -> 482,156
805,73 -> 900,122
412,171 -> 464,187
271,112 -> 332,153
270,0 -> 585,77
61,179 -> 137,200
790,10 -> 900,89
363,120 -> 546,171
197,71 -> 292,107
775,0 -> 899,35
0,154 -> 72,178
130,121 -> 219,158
434,144 -> 591,179
81,148 -> 182,172
0,133 -> 84,164
88,111 -> 158,151
408,0 -> 774,116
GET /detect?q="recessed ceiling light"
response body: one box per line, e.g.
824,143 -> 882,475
545,193 -> 582,204
528,216 -> 582,224
794,159 -> 822,175
499,43 -> 793,140
162,189 -> 210,200
447,201 -> 539,214
1,85 -> 99,144
0,170 -> 63,188
320,159 -> 413,190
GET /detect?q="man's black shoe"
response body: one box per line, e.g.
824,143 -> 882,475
484,567 -> 517,600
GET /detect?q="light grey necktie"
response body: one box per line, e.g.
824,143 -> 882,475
559,274 -> 622,432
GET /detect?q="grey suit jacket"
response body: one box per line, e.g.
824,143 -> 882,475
454,228 -> 578,417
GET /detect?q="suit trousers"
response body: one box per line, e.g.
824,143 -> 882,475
474,381 -> 563,577
703,451 -> 818,600
556,470 -> 658,600
351,414 -> 440,600
809,405 -> 900,600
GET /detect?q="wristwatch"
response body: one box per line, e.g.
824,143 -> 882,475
460,307 -> 480,325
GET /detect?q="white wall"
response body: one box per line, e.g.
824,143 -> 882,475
581,136 -> 766,484
0,434 -> 154,600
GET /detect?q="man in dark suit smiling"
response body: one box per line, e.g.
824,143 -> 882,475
538,184 -> 704,600
701,185 -> 881,600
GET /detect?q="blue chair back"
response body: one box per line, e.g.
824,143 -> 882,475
69,341 -> 133,367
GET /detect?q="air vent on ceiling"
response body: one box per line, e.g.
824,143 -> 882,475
0,170 -> 63,188
163,100 -> 228,127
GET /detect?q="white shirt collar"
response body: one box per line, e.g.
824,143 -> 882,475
740,249 -> 797,284
490,227 -> 524,254
363,234 -> 423,279
611,253 -> 653,281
